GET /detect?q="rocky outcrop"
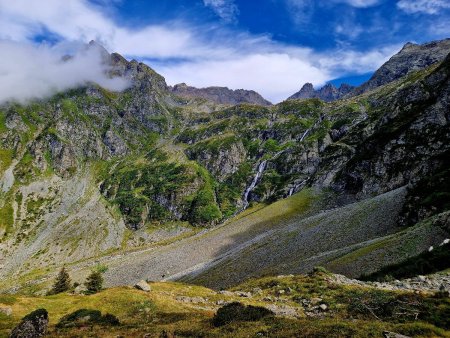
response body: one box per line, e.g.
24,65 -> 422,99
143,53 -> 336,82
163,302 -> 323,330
10,308 -> 48,338
171,83 -> 272,106
288,83 -> 354,102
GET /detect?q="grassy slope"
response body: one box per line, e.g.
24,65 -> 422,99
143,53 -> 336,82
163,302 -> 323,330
0,272 -> 449,337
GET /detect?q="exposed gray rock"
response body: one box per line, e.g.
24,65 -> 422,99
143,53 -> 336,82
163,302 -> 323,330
0,306 -> 12,316
10,309 -> 48,338
134,280 -> 151,292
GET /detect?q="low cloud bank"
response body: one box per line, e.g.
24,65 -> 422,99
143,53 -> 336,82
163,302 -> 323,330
0,41 -> 130,104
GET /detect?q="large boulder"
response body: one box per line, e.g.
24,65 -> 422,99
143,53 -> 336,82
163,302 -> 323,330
10,308 -> 48,338
134,280 -> 151,292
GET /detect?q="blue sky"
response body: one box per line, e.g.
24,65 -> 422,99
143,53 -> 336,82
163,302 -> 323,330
0,0 -> 449,102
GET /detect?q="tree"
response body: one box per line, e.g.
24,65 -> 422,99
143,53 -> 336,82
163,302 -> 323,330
84,270 -> 103,294
49,267 -> 71,295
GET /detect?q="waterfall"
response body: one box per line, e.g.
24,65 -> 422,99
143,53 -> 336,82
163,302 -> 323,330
241,160 -> 267,210
299,128 -> 311,142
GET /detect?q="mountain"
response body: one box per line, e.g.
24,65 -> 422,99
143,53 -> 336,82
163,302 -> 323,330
288,39 -> 450,102
288,83 -> 354,102
170,83 -> 272,106
0,39 -> 449,295
352,38 -> 450,95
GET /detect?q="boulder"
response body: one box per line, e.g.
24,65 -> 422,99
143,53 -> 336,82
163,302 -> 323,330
10,308 -> 48,338
0,307 -> 12,316
134,280 -> 151,292
382,331 -> 411,338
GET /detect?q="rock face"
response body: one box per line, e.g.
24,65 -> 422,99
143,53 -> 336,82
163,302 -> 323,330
352,38 -> 450,95
170,83 -> 272,106
10,308 -> 48,338
288,83 -> 354,102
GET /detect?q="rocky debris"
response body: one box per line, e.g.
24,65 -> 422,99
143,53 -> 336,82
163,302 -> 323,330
265,304 -> 300,318
328,272 -> 450,293
134,280 -> 151,292
171,83 -> 272,106
175,296 -> 207,304
383,331 -> 411,338
352,38 -> 450,95
0,306 -> 12,316
288,82 -> 354,102
235,291 -> 252,298
10,308 -> 48,338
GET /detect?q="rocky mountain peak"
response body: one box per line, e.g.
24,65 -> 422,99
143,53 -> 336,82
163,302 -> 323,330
288,82 -> 354,102
170,83 -> 272,106
352,38 -> 450,95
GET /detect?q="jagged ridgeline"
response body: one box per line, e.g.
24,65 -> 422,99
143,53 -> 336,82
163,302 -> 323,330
0,40 -> 449,281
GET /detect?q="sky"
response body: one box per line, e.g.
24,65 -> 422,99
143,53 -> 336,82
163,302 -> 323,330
0,0 -> 449,103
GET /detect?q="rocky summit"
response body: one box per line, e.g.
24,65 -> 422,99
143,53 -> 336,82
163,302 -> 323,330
170,83 -> 272,106
0,37 -> 449,337
288,82 -> 354,102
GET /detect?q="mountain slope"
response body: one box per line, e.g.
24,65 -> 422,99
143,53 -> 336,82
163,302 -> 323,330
0,40 -> 449,291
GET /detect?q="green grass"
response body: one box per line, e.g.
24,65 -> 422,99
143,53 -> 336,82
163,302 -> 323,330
1,272 -> 448,337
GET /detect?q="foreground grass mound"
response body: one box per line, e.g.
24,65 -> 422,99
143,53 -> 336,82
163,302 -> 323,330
0,272 -> 449,337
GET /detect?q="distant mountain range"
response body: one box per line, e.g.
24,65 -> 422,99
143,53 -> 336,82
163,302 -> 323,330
289,38 -> 450,102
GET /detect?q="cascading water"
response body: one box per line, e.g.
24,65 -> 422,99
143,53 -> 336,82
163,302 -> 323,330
241,160 -> 267,210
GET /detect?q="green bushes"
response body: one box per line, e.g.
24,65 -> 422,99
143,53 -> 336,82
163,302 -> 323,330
212,302 -> 273,327
56,309 -> 119,328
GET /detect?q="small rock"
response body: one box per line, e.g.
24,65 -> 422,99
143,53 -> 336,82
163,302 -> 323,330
135,280 -> 151,292
218,290 -> 234,296
10,308 -> 48,338
418,275 -> 426,282
382,331 -> 411,338
0,306 -> 12,316
252,288 -> 263,295
310,297 -> 323,305
73,284 -> 87,294
319,304 -> 328,311
236,291 -> 252,298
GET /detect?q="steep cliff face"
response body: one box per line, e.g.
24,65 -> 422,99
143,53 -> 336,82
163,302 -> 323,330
288,83 -> 354,102
170,83 -> 272,106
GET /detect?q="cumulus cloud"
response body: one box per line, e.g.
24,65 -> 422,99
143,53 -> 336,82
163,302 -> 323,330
203,0 -> 239,23
0,41 -> 129,104
397,0 -> 450,14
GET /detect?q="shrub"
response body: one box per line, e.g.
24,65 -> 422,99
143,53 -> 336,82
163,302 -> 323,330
57,309 -> 120,328
49,267 -> 71,295
84,271 -> 103,294
212,302 -> 273,327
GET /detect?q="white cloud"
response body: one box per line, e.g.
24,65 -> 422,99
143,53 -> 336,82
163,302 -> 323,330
337,0 -> 381,7
0,0 -> 400,103
0,41 -> 129,104
397,0 -> 450,14
203,0 -> 239,23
